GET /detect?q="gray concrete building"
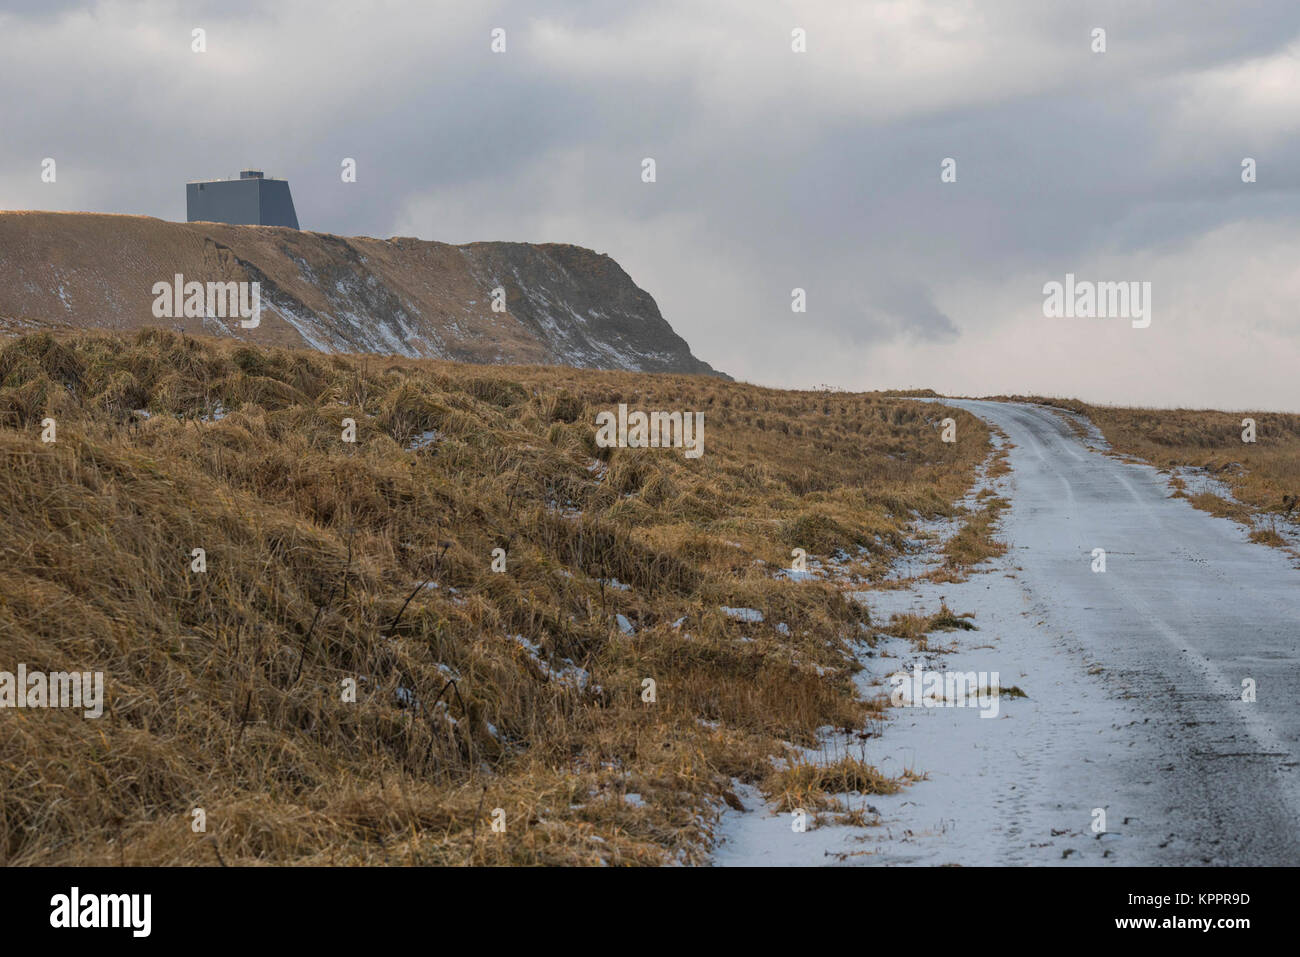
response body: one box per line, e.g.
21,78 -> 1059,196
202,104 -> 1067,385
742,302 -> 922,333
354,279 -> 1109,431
186,170 -> 299,228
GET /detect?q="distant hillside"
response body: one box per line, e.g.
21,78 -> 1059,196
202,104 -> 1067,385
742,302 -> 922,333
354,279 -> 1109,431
0,211 -> 726,377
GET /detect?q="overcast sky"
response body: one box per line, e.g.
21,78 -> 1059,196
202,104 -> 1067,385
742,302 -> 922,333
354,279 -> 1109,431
3,1 -> 1300,409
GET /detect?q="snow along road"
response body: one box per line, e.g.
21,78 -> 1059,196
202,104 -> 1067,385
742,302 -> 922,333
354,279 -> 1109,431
714,399 -> 1300,866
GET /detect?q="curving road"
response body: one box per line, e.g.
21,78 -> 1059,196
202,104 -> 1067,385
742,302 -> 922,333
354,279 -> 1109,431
716,399 -> 1300,866
942,399 -> 1300,865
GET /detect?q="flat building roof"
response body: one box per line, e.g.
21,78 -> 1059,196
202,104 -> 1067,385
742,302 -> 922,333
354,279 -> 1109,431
187,175 -> 289,184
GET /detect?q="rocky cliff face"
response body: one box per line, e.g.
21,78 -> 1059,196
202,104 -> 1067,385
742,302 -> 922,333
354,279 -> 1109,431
0,212 -> 725,376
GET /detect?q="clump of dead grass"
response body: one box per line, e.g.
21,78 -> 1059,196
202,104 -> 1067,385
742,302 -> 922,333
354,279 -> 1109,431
766,755 -> 905,812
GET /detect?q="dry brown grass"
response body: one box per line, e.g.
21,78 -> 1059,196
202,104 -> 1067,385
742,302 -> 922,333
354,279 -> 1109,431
766,755 -> 906,812
877,603 -> 977,652
0,330 -> 989,865
941,499 -> 1010,570
1086,408 -> 1300,524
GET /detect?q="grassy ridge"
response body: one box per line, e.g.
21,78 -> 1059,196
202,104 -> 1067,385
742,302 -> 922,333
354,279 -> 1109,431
0,331 -> 987,865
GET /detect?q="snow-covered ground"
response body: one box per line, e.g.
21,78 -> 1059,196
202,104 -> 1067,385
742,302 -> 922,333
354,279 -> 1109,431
713,400 -> 1300,866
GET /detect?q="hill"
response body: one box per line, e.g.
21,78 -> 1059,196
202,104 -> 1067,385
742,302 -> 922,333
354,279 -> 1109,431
0,330 -> 985,864
0,211 -> 725,377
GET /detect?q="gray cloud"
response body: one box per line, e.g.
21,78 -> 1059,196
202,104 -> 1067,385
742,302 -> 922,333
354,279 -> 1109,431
3,0 -> 1300,408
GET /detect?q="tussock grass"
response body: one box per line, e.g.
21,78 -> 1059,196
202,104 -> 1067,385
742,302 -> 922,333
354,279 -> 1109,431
878,603 -> 977,651
1186,491 -> 1252,523
0,330 -> 987,865
942,499 -> 1009,569
767,756 -> 904,812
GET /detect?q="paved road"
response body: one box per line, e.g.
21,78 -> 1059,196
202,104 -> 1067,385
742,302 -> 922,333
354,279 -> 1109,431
716,399 -> 1300,865
946,399 -> 1300,864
